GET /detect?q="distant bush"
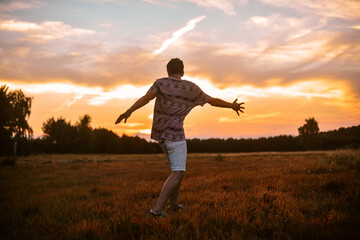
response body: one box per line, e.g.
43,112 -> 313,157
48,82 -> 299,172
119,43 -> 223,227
325,149 -> 360,171
214,154 -> 224,161
1,157 -> 17,166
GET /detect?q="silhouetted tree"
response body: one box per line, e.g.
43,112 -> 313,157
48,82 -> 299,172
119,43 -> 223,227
75,114 -> 94,153
298,117 -> 320,150
93,128 -> 122,153
42,117 -> 77,153
0,85 -> 32,156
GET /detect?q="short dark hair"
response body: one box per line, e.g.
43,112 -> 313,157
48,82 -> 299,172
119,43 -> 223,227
167,58 -> 184,76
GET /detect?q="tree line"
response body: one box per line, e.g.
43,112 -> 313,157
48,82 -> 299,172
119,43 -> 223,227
18,116 -> 360,155
30,115 -> 161,154
187,124 -> 360,153
1,84 -> 359,156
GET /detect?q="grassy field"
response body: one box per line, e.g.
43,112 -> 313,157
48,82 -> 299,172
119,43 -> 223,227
1,150 -> 360,240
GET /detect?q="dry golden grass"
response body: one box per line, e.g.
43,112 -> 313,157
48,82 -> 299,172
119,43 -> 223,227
1,150 -> 359,239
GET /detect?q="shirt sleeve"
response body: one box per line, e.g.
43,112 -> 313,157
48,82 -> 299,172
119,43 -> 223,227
193,85 -> 212,106
146,79 -> 159,95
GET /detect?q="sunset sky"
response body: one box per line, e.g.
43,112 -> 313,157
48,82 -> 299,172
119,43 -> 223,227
1,0 -> 359,140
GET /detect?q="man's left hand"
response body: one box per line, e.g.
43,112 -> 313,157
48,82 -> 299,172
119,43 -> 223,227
232,99 -> 245,116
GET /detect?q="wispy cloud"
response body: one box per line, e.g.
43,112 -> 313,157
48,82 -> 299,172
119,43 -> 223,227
0,20 -> 96,42
143,0 -> 247,15
247,16 -> 271,27
185,0 -> 236,15
153,15 -> 206,55
0,20 -> 41,31
54,93 -> 84,112
99,23 -> 113,28
259,0 -> 360,20
184,0 -> 248,15
0,1 -> 44,12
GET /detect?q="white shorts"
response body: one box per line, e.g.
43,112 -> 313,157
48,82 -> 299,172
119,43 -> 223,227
159,140 -> 187,172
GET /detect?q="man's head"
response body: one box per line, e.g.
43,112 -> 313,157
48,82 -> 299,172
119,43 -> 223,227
167,58 -> 184,77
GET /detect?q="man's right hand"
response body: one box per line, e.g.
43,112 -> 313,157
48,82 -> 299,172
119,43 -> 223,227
232,98 -> 245,116
115,111 -> 131,124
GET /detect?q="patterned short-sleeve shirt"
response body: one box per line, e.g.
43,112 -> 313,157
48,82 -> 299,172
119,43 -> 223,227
147,77 -> 212,142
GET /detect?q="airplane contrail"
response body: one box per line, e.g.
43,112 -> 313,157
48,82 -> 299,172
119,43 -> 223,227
54,93 -> 84,112
153,15 -> 206,55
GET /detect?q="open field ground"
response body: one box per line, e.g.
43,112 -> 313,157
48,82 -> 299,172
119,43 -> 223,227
1,150 -> 360,239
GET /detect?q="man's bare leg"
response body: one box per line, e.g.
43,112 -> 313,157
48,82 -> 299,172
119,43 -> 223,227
153,171 -> 184,213
169,180 -> 181,208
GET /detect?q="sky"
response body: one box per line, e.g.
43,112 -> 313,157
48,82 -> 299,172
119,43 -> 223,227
1,0 -> 359,140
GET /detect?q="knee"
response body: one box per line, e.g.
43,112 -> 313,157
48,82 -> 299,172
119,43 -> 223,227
173,171 -> 184,181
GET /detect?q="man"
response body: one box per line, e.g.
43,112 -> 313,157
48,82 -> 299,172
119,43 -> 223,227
115,58 -> 244,217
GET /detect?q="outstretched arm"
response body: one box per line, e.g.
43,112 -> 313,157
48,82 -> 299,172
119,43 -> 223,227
115,92 -> 156,124
208,98 -> 245,116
